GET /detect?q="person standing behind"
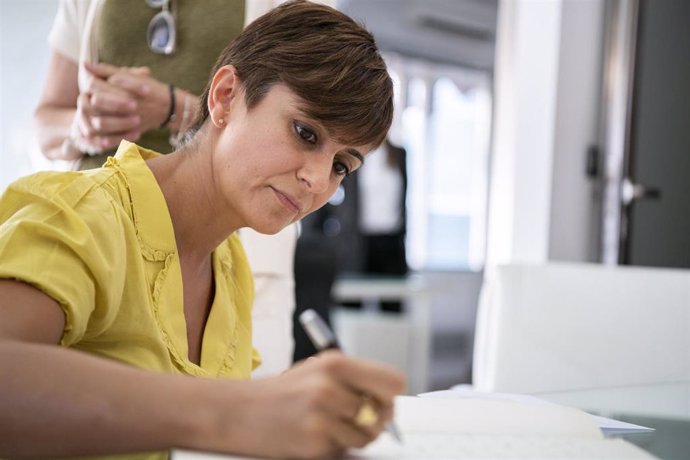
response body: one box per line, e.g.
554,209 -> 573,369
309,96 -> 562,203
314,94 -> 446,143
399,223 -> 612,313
339,138 -> 408,313
34,0 -> 240,166
33,0 -> 321,377
357,139 -> 409,300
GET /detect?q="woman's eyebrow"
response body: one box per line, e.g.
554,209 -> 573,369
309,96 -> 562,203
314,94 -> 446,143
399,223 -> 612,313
343,147 -> 364,165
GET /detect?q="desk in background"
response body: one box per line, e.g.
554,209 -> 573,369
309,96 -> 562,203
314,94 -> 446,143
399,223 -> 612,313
331,274 -> 432,395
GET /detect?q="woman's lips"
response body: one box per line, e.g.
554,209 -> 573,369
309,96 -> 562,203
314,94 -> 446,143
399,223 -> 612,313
272,187 -> 301,214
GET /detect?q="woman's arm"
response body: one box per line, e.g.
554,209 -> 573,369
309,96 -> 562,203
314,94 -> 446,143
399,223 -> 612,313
0,279 -> 404,459
0,279 -> 202,457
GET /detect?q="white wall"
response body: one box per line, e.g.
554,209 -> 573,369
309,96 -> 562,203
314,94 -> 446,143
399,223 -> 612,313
486,0 -> 606,268
549,0 -> 605,262
0,0 -> 58,192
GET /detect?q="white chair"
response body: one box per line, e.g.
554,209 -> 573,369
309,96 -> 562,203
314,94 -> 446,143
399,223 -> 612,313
473,262 -> 690,394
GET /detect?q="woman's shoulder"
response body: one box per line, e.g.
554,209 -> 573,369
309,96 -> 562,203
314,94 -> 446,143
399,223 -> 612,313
0,167 -> 122,225
5,168 -> 103,201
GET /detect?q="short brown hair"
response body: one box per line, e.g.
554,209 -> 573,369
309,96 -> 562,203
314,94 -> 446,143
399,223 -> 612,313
189,0 -> 393,148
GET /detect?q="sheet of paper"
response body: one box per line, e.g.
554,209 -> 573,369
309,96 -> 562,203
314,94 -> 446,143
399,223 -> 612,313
347,432 -> 655,459
171,393 -> 655,459
392,395 -> 602,437
591,415 -> 656,436
420,387 -> 655,436
346,396 -> 654,459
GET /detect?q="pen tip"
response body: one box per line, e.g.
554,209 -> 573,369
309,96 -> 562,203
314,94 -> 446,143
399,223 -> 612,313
386,422 -> 403,444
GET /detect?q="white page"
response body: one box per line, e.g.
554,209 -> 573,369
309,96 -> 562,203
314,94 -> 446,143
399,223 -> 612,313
346,396 -> 655,459
392,396 -> 602,438
348,432 -> 655,459
171,396 -> 655,459
420,388 -> 655,435
591,415 -> 655,436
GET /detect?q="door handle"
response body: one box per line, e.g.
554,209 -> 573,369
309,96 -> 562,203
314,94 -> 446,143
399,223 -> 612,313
621,177 -> 662,205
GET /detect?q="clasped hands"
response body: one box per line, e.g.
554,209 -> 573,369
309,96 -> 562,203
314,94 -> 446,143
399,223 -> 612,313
69,62 -> 175,156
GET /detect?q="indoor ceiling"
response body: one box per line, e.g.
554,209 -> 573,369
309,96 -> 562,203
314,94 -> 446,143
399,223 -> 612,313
338,0 -> 499,70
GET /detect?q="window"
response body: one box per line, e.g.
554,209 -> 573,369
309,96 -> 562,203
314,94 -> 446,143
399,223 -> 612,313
388,56 -> 492,271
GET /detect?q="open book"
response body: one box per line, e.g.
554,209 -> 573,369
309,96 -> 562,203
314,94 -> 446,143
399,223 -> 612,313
346,396 -> 656,459
173,395 -> 655,459
420,386 -> 655,437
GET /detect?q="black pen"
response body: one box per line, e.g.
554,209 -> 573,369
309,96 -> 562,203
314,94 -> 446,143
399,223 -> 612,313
298,308 -> 403,444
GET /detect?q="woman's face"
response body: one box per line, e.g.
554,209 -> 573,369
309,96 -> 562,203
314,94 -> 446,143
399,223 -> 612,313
212,83 -> 371,235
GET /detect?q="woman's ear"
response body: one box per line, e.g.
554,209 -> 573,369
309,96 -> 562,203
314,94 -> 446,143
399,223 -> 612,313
207,65 -> 241,128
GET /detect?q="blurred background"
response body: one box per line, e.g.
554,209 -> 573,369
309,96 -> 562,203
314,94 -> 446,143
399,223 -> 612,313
1,0 -> 688,392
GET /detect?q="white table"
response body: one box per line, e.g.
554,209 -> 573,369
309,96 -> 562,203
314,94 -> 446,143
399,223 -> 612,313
331,274 -> 433,395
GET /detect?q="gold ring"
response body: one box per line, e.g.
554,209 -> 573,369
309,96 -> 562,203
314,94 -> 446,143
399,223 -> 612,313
354,401 -> 378,427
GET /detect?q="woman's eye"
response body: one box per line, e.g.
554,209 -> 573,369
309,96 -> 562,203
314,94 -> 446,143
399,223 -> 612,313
333,160 -> 351,177
294,122 -> 317,144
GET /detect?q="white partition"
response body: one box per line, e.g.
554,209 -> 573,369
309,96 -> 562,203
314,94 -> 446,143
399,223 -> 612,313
473,263 -> 690,393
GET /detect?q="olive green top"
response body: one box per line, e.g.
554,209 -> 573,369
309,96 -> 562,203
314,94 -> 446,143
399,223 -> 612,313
80,0 -> 245,170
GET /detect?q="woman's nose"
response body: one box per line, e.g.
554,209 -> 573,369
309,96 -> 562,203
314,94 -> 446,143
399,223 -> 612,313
297,156 -> 332,194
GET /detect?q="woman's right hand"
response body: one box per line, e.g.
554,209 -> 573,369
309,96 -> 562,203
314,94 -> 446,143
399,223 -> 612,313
200,351 -> 406,459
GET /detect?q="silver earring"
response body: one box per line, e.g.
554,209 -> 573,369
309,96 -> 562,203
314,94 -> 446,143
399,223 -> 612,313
218,118 -> 225,125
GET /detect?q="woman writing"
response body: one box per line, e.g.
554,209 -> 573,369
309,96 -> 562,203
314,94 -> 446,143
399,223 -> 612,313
0,1 -> 404,458
35,0 -> 325,381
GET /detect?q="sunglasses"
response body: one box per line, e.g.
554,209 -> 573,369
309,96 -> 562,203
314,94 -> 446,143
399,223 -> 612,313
146,0 -> 176,55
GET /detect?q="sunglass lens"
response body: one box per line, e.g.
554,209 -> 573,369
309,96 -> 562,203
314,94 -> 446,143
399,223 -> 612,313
145,0 -> 167,7
147,11 -> 175,54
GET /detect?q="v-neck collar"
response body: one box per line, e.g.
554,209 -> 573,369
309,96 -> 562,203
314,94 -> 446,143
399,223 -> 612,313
107,141 -> 242,377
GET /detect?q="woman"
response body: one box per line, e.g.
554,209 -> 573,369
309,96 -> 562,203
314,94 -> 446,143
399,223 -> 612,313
0,2 -> 404,459
35,0 -> 324,380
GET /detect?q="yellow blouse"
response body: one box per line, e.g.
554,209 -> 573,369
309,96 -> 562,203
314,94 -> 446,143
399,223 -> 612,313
0,140 -> 258,386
